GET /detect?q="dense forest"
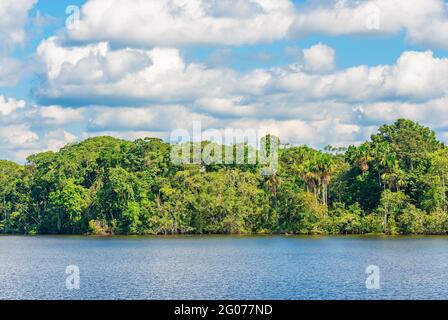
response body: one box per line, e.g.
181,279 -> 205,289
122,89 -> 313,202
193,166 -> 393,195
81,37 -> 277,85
1,119 -> 448,235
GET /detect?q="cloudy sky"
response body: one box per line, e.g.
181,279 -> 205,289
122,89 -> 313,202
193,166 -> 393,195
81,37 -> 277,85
1,0 -> 448,162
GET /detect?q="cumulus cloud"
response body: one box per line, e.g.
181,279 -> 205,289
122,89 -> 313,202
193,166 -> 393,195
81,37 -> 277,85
27,34 -> 448,151
0,96 -> 81,162
0,0 -> 36,51
43,129 -> 77,151
0,96 -> 26,116
292,0 -> 448,48
273,50 -> 448,102
0,0 -> 36,87
0,126 -> 78,163
194,97 -> 259,118
35,38 -> 448,107
4,0 -> 448,160
0,57 -> 25,86
66,0 -> 295,47
196,117 -> 367,148
355,97 -> 448,130
63,0 -> 448,49
35,37 -> 237,105
0,124 -> 38,146
39,106 -> 85,125
302,43 -> 335,73
88,105 -> 216,132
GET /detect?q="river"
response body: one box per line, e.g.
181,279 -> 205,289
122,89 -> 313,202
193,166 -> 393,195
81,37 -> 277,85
1,235 -> 447,300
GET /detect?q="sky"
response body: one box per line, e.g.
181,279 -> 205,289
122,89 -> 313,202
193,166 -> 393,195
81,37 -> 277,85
1,0 -> 448,162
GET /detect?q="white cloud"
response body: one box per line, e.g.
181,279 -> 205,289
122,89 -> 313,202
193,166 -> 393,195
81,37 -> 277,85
29,37 -> 448,151
36,37 -> 238,105
292,0 -> 448,48
393,51 -> 448,99
302,43 -> 335,73
0,57 -> 24,86
36,38 -> 448,107
0,0 -> 36,51
0,124 -> 38,146
39,106 -> 85,125
67,0 -> 295,47
0,96 -> 26,116
355,97 -> 448,130
212,117 -> 364,148
273,50 -> 448,102
195,97 -> 258,117
3,0 -> 448,162
88,105 -> 217,132
62,0 -> 448,49
37,38 -> 109,80
0,97 -> 84,128
43,129 -> 77,151
0,0 -> 37,87
0,0 -> 36,87
0,96 -> 82,162
0,126 -> 78,163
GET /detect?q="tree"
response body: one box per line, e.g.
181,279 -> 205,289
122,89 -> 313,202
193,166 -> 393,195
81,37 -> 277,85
426,148 -> 448,212
0,161 -> 25,233
371,119 -> 443,171
93,167 -> 147,234
48,180 -> 89,233
381,157 -> 406,192
348,143 -> 373,175
264,170 -> 280,228
316,153 -> 335,210
377,190 -> 409,233
1,119 -> 448,236
396,204 -> 425,234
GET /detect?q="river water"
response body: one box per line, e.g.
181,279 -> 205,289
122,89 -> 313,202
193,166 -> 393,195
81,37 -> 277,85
1,235 -> 447,300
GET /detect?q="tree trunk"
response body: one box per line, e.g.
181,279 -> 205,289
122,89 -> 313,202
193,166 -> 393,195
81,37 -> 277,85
3,193 -> 7,232
383,206 -> 389,232
442,174 -> 446,213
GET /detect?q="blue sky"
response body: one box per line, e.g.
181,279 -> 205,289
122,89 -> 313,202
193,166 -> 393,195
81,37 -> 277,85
1,0 -> 448,162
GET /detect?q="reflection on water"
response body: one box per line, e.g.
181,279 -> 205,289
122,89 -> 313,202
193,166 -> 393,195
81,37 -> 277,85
1,235 -> 448,300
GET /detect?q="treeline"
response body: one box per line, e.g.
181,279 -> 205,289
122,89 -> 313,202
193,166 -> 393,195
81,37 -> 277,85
1,119 -> 448,235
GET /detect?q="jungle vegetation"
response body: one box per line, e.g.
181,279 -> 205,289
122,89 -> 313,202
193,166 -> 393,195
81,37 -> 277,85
2,119 -> 448,235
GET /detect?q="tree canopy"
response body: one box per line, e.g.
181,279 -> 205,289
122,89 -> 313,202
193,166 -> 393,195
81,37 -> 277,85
1,119 -> 448,235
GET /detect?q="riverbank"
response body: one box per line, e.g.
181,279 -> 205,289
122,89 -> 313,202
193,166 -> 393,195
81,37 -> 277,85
2,232 -> 448,239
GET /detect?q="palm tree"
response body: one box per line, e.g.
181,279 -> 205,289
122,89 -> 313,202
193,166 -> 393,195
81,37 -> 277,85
381,158 -> 405,192
316,154 -> 335,211
356,144 -> 373,175
348,144 -> 373,176
265,170 -> 280,227
373,142 -> 391,188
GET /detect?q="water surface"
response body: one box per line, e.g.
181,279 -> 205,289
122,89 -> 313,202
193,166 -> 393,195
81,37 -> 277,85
1,235 -> 447,300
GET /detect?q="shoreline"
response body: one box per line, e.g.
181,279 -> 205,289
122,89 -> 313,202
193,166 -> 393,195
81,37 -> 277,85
2,233 -> 448,239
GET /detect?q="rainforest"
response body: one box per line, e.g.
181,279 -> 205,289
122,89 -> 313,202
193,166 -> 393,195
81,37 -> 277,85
1,119 -> 448,236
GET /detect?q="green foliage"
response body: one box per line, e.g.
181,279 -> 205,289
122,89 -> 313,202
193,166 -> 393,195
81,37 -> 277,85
423,210 -> 448,235
48,179 -> 89,233
0,119 -> 447,235
396,204 -> 426,234
377,190 -> 409,233
371,119 -> 443,171
88,219 -> 109,235
330,203 -> 363,234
